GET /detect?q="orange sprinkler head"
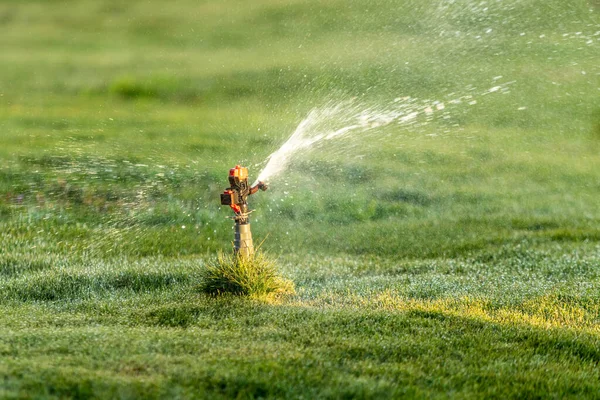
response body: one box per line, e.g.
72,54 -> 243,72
229,165 -> 248,179
220,165 -> 266,257
221,165 -> 261,218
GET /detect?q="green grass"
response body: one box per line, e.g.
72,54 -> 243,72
0,0 -> 599,398
199,252 -> 294,299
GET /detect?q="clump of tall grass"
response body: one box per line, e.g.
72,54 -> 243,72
199,252 -> 294,300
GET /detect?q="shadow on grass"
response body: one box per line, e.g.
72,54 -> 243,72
0,255 -> 56,277
143,296 -> 258,328
3,270 -> 189,302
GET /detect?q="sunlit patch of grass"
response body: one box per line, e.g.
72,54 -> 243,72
199,251 -> 295,300
343,291 -> 600,333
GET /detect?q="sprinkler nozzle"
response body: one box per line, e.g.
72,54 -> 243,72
256,181 -> 268,191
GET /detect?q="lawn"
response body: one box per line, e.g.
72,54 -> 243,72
0,0 -> 599,398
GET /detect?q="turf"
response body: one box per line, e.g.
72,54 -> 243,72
0,0 -> 599,398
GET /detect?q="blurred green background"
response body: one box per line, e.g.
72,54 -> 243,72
1,0 -> 598,257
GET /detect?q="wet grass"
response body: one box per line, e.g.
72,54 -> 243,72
0,0 -> 599,398
1,248 -> 599,398
199,252 -> 294,300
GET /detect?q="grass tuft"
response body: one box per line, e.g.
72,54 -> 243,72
199,252 -> 295,300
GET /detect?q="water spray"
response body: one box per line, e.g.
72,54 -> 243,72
220,165 -> 268,258
253,84 -> 513,186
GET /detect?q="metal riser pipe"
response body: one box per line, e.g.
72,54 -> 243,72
234,223 -> 254,258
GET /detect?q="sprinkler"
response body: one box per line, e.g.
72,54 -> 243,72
220,165 -> 268,258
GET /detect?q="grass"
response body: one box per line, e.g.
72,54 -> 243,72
199,252 -> 295,299
0,0 -> 599,398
